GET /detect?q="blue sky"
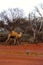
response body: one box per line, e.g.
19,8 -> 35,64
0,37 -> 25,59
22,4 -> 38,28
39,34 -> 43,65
0,0 -> 43,16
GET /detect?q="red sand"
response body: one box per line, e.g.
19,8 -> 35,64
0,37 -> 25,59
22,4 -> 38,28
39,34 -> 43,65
0,42 -> 43,65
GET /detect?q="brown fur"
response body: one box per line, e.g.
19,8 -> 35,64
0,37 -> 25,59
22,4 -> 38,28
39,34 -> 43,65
6,31 -> 23,45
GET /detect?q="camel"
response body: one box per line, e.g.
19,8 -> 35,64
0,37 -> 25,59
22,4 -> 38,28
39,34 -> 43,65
6,30 -> 23,45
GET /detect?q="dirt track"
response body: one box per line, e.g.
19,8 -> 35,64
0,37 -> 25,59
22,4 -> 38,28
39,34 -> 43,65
0,42 -> 43,65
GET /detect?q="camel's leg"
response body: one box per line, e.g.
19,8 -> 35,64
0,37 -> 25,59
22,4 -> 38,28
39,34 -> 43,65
14,39 -> 16,45
15,39 -> 19,45
6,34 -> 10,43
15,37 -> 19,45
17,39 -> 20,45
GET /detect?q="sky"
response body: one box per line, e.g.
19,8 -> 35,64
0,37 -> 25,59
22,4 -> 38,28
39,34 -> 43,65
0,0 -> 43,16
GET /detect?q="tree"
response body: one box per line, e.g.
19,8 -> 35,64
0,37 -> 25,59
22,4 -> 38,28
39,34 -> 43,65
0,20 -> 4,27
35,6 -> 43,32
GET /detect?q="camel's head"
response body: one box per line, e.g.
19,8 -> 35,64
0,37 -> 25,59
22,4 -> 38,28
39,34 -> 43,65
20,32 -> 23,35
19,32 -> 23,37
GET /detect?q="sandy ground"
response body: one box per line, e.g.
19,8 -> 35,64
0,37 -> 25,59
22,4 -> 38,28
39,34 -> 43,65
0,42 -> 43,65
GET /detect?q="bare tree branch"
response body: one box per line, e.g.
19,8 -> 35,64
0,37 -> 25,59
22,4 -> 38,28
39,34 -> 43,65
35,6 -> 42,16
